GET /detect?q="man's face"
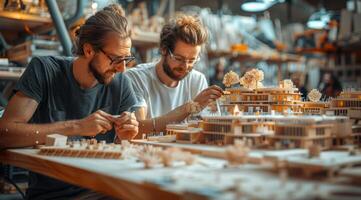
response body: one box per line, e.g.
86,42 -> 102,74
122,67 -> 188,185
163,40 -> 201,81
89,34 -> 132,85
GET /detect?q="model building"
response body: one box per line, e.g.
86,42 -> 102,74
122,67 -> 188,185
326,91 -> 361,120
222,70 -> 304,114
160,69 -> 358,149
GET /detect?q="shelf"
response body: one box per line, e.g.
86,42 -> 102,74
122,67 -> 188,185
294,40 -> 361,55
0,10 -> 52,32
338,40 -> 361,52
131,32 -> 159,49
207,50 -> 233,59
208,50 -> 303,64
294,47 -> 337,55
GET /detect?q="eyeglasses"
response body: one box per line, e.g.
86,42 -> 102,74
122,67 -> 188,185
168,49 -> 200,65
99,48 -> 135,66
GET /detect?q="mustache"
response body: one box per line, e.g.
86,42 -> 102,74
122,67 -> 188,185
173,67 -> 192,73
105,69 -> 117,74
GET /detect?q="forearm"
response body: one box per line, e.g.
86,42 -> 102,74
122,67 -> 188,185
0,119 -> 81,149
138,103 -> 191,135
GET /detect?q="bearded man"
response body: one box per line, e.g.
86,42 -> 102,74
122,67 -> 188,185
125,15 -> 223,135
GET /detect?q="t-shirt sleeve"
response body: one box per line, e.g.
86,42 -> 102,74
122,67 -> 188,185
120,75 -> 140,113
14,57 -> 45,103
124,71 -> 147,108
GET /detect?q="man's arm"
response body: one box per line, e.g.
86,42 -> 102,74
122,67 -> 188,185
136,85 -> 224,136
0,92 -> 114,149
137,103 -> 191,136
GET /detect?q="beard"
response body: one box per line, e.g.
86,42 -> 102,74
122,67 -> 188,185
162,60 -> 191,81
89,59 -> 114,85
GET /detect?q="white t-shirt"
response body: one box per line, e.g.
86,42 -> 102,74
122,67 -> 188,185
125,62 -> 208,119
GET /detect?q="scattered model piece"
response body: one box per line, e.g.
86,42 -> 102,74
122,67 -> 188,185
39,140 -> 123,159
138,145 -> 196,168
138,145 -> 163,168
45,134 -> 68,146
39,136 -> 198,169
225,140 -> 250,166
158,147 -> 196,167
166,123 -> 203,144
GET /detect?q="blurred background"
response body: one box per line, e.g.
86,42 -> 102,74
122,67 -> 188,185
1,0 -> 360,105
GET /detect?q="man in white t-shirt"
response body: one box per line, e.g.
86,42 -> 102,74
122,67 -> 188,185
126,15 -> 223,135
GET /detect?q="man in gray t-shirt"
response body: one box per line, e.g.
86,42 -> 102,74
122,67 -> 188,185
0,4 -> 138,199
126,15 -> 223,135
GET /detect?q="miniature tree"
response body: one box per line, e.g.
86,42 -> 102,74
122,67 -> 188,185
239,69 -> 264,90
223,70 -> 240,87
307,89 -> 322,102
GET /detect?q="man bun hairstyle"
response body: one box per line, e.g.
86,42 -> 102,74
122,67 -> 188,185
73,4 -> 130,56
160,15 -> 208,53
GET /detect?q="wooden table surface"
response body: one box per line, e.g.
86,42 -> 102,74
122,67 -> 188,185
0,149 -> 180,200
1,147 -> 361,200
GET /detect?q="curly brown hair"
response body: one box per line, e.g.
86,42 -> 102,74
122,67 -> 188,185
160,15 -> 208,53
73,4 -> 130,56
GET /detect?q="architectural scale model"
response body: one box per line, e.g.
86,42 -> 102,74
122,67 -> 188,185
301,88 -> 329,115
166,122 -> 202,144
197,114 -> 350,149
221,69 -> 304,114
326,90 -> 361,120
264,147 -> 361,178
165,113 -> 352,149
321,90 -> 361,146
301,101 -> 329,115
161,69 -> 360,149
222,86 -> 304,114
39,138 -> 123,159
38,135 -> 197,169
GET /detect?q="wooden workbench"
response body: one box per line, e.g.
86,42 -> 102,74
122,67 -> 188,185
0,149 -> 179,200
1,147 -> 360,200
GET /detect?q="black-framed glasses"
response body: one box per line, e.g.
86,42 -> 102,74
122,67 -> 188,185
168,49 -> 200,65
99,48 -> 135,66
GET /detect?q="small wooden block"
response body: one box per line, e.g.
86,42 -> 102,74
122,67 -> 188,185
45,134 -> 68,147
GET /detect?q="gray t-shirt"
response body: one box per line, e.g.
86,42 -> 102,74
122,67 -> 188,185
14,56 -> 137,199
125,62 -> 208,119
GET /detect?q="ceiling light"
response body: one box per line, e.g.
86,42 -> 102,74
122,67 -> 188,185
307,8 -> 333,29
241,0 -> 283,12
